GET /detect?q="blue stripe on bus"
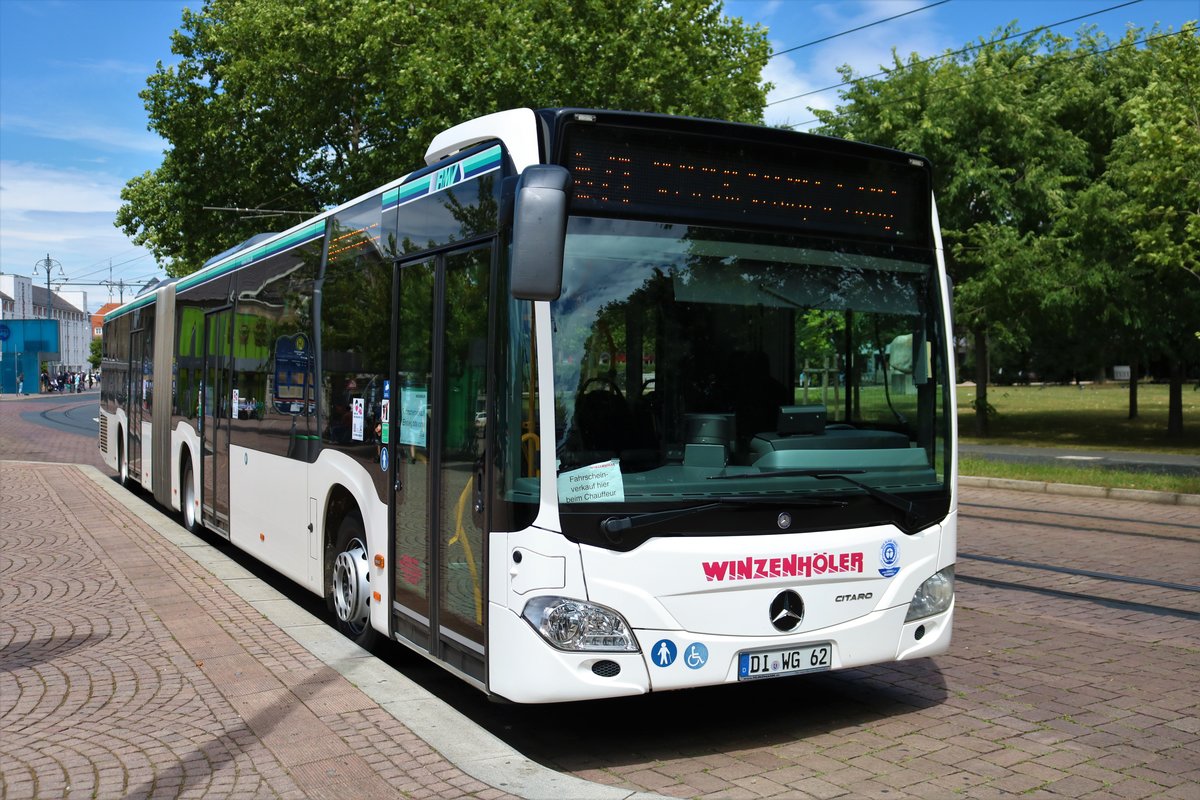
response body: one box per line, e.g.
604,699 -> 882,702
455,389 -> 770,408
382,144 -> 502,212
105,221 -> 325,322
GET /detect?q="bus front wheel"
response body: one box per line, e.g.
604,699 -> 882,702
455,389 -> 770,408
327,515 -> 379,648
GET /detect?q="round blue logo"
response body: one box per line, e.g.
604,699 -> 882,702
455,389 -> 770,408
683,642 -> 709,669
379,447 -> 389,471
651,639 -> 677,667
879,539 -> 900,577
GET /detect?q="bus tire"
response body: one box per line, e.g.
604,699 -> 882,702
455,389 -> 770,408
181,457 -> 199,534
117,433 -> 129,488
327,515 -> 379,648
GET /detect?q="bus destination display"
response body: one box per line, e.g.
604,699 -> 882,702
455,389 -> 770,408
564,123 -> 929,245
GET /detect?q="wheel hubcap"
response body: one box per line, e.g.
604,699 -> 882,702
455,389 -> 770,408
332,538 -> 370,633
182,472 -> 195,528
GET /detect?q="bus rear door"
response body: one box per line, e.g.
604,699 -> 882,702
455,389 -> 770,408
202,307 -> 233,537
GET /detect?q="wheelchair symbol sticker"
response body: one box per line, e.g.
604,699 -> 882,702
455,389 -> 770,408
683,642 -> 709,669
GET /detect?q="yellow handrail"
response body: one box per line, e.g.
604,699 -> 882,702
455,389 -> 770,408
448,477 -> 483,625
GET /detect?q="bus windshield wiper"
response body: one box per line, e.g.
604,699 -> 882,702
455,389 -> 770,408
599,495 -> 847,538
708,469 -> 917,530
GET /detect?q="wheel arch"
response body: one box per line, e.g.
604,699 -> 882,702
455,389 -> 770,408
174,433 -> 199,515
322,483 -> 363,572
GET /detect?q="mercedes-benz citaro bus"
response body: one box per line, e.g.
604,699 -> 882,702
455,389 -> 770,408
100,108 -> 956,703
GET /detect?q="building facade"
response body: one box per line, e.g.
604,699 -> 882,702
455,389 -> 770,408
0,274 -> 90,373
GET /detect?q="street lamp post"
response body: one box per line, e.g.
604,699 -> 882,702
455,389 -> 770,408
32,254 -> 64,376
33,254 -> 64,319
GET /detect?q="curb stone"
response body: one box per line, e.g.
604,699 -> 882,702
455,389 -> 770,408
76,464 -> 668,800
959,474 -> 1200,506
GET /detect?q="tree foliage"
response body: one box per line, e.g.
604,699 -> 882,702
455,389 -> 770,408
118,3 -> 1198,437
117,0 -> 770,273
813,21 -> 1199,437
1101,26 -> 1200,434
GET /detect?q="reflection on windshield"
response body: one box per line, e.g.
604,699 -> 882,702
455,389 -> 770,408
551,217 -> 950,506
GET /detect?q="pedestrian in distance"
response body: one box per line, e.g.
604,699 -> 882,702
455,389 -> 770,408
16,372 -> 24,395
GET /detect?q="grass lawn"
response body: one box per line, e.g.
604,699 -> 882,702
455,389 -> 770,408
956,382 -> 1198,494
957,382 -> 1199,454
958,456 -> 1200,495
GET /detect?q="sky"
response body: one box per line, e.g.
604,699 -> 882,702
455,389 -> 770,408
1,0 -> 1195,313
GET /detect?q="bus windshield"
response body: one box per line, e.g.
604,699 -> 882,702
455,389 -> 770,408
550,216 -> 951,523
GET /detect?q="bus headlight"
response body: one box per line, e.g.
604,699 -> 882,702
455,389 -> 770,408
905,565 -> 955,622
521,596 -> 639,652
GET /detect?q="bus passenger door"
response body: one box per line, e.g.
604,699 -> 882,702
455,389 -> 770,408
128,325 -> 148,483
202,308 -> 233,537
391,244 -> 491,685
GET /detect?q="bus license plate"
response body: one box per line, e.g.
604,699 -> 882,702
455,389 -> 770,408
738,643 -> 832,680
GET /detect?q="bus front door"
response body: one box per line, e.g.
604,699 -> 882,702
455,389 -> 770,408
391,244 -> 491,685
201,308 -> 232,538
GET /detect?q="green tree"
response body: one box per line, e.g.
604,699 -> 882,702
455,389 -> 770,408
1100,24 -> 1200,435
89,336 -> 102,370
116,0 -> 770,274
814,28 -> 1090,435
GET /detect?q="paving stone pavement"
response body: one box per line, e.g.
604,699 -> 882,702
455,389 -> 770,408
520,488 -> 1200,799
2,391 -> 1198,799
0,460 -> 515,800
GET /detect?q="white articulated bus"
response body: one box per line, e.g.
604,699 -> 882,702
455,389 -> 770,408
101,108 -> 956,703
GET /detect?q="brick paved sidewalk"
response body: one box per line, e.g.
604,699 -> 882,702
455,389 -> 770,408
0,461 -> 514,800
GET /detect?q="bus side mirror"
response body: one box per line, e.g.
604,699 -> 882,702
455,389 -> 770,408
511,165 -> 571,301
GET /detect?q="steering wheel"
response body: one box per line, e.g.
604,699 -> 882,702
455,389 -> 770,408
580,376 -> 623,399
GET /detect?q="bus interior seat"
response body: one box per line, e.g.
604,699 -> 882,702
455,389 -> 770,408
573,388 -> 634,456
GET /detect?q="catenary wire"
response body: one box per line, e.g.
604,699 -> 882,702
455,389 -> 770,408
767,0 -> 1146,108
780,28 -> 1192,130
767,0 -> 953,60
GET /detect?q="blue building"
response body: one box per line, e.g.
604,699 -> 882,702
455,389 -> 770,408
0,318 -> 60,394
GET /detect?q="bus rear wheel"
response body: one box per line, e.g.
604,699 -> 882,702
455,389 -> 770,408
181,459 -> 199,534
118,435 -> 129,488
327,515 -> 379,648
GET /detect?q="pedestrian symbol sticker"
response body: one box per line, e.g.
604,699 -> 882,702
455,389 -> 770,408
652,639 -> 677,667
684,643 -> 708,669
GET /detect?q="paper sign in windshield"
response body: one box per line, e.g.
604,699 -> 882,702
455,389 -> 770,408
558,459 -> 625,504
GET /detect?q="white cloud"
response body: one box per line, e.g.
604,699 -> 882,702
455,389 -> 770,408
0,161 -> 126,214
762,52 -> 833,129
0,161 -> 159,298
760,0 -> 954,129
51,56 -> 161,79
1,112 -> 163,155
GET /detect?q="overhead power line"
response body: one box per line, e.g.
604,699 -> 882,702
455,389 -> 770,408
769,0 -> 953,60
767,0 -> 1146,108
782,28 -> 1193,130
202,205 -> 314,217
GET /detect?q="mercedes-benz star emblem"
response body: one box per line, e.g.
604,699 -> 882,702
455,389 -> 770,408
769,590 -> 805,632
